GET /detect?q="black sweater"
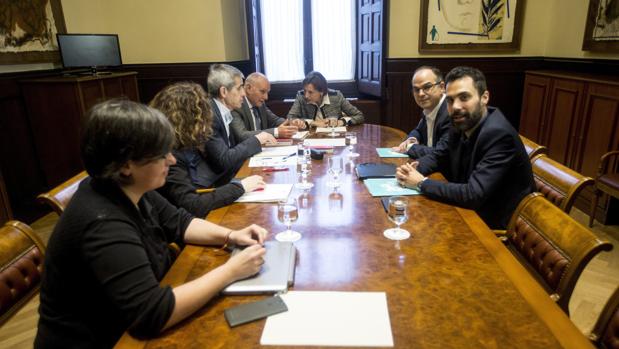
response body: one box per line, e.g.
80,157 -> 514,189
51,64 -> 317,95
35,178 -> 193,349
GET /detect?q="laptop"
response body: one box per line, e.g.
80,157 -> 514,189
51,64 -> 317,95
221,241 -> 296,295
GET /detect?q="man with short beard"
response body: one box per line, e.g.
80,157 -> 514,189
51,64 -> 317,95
395,66 -> 534,229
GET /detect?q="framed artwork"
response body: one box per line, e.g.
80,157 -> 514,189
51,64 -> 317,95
0,0 -> 67,64
582,0 -> 619,52
419,0 -> 525,53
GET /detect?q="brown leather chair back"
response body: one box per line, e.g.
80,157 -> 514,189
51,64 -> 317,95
589,286 -> 619,348
520,135 -> 547,160
37,171 -> 88,215
589,150 -> 619,227
531,154 -> 594,213
0,220 -> 46,325
506,193 -> 613,313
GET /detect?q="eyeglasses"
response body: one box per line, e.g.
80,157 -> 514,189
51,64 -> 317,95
412,82 -> 441,95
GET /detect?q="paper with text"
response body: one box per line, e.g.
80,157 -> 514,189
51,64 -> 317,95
235,184 -> 293,203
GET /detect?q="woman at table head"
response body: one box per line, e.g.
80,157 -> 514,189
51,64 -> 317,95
286,70 -> 364,128
150,82 -> 265,218
35,99 -> 267,349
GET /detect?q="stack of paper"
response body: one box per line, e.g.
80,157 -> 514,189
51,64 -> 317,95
249,156 -> 297,167
376,147 -> 409,158
303,138 -> 346,147
254,145 -> 298,157
235,184 -> 293,203
260,291 -> 394,347
292,131 -> 309,140
315,126 -> 347,133
363,178 -> 421,197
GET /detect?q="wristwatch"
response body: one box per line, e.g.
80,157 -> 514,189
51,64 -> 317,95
417,177 -> 427,190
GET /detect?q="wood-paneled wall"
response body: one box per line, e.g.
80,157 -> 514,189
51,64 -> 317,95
1,57 -> 617,222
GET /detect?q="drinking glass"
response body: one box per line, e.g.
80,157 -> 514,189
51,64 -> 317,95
295,145 -> 314,190
383,196 -> 411,240
327,116 -> 339,137
326,156 -> 343,188
345,131 -> 359,158
276,197 -> 301,242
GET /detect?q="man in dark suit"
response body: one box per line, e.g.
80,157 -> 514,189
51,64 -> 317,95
230,73 -> 305,141
395,66 -> 535,229
203,64 -> 276,186
392,66 -> 451,159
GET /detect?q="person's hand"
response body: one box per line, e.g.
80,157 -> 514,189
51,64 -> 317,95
288,118 -> 306,130
396,162 -> 424,188
276,124 -> 299,138
224,244 -> 266,280
391,137 -> 418,153
230,224 -> 268,246
312,119 -> 328,128
240,175 -> 265,192
255,132 -> 277,145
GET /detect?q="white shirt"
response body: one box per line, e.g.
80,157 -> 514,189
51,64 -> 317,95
214,98 -> 233,139
423,94 -> 446,147
312,93 -> 331,121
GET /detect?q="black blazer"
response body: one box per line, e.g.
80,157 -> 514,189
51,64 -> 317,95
230,98 -> 285,141
158,148 -> 245,218
416,107 -> 535,229
203,98 -> 261,185
407,99 -> 451,159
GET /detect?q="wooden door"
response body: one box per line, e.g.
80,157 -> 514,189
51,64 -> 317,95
357,0 -> 387,97
519,74 -> 552,142
542,78 -> 585,166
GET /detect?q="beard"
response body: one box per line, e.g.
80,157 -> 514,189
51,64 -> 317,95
450,102 -> 484,132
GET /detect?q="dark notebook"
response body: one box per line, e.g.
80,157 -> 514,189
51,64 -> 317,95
355,162 -> 397,180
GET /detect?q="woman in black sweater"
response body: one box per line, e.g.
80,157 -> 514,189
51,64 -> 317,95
35,100 -> 267,348
150,82 -> 265,217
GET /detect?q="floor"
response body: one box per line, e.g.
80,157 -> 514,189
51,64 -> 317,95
0,208 -> 617,348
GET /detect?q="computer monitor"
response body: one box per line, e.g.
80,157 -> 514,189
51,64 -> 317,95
57,34 -> 122,74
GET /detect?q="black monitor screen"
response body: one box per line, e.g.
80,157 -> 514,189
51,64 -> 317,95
57,34 -> 122,69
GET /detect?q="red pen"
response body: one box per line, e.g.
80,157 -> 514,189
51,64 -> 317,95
253,188 -> 265,191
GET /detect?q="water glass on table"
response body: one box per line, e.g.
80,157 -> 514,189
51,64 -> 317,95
276,197 -> 301,242
383,196 -> 411,240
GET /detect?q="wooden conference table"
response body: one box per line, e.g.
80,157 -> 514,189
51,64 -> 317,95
115,124 -> 592,348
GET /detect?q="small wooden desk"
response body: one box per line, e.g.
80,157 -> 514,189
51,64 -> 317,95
116,124 -> 592,349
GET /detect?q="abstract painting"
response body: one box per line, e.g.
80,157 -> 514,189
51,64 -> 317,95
419,0 -> 525,52
0,0 -> 66,64
583,0 -> 619,52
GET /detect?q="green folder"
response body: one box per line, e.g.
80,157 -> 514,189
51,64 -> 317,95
376,148 -> 409,158
363,178 -> 420,197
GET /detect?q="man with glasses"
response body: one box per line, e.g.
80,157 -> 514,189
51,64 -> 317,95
392,66 -> 451,159
395,66 -> 534,230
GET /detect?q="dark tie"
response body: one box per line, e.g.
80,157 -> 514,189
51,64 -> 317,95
252,107 -> 262,130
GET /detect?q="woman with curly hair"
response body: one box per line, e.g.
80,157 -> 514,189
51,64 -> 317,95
150,82 -> 265,217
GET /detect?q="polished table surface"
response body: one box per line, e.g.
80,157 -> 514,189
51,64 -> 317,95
115,124 -> 592,349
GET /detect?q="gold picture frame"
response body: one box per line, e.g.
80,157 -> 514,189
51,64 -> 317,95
419,0 -> 525,53
0,0 -> 67,64
582,0 -> 619,52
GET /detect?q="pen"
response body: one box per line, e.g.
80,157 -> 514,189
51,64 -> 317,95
263,167 -> 289,172
196,188 -> 215,193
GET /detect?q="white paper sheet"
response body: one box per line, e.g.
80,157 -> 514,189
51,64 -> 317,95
292,131 -> 309,139
248,156 -> 297,167
303,138 -> 346,147
260,291 -> 394,347
315,126 -> 347,133
254,145 -> 298,157
235,184 -> 293,203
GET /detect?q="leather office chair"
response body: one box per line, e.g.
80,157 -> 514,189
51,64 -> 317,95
0,220 -> 46,326
520,135 -> 547,160
589,150 -> 619,227
531,154 -> 594,213
37,171 -> 88,215
589,285 -> 619,348
506,193 -> 613,313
